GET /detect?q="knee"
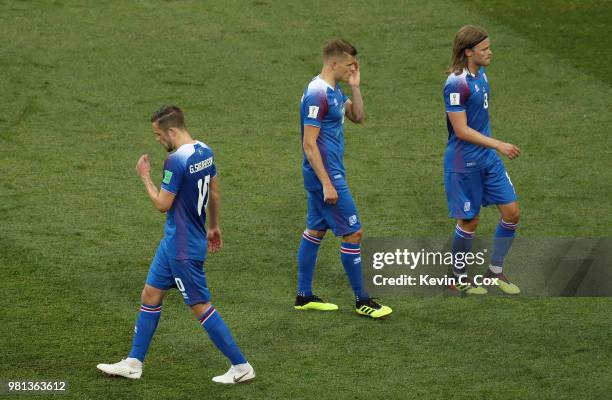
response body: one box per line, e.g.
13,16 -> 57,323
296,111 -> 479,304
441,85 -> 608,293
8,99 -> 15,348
306,229 -> 326,239
141,285 -> 163,305
140,289 -> 154,305
343,229 -> 363,243
190,302 -> 212,319
503,207 -> 520,224
459,216 -> 479,232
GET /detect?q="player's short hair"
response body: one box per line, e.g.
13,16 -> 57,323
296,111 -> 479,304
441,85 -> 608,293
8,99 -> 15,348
150,105 -> 186,131
322,39 -> 358,61
448,25 -> 489,75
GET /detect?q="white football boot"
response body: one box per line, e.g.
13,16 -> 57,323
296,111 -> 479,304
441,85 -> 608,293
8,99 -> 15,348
96,358 -> 143,379
212,362 -> 255,384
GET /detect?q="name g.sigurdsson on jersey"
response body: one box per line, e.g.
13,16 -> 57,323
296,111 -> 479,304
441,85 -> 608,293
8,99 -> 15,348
371,249 -> 498,287
189,157 -> 213,174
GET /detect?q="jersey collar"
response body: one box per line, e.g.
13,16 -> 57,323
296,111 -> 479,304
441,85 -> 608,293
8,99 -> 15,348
316,75 -> 335,90
463,67 -> 481,78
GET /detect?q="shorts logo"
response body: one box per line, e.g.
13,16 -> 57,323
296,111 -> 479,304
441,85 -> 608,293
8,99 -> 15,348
464,202 -> 471,212
450,93 -> 460,106
308,106 -> 319,118
354,257 -> 361,264
348,215 -> 358,226
163,170 -> 173,184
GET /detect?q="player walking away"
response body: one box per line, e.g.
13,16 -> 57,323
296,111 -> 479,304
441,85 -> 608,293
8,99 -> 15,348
97,106 -> 255,383
443,26 -> 521,295
294,39 -> 392,318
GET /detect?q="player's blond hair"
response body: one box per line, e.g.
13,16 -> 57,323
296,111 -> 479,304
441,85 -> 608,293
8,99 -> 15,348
448,25 -> 488,75
322,39 -> 357,61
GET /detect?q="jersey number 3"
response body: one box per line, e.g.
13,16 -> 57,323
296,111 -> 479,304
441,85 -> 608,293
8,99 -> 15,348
197,176 -> 211,216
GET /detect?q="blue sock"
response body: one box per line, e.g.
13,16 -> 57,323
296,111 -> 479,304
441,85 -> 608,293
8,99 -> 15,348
452,225 -> 474,277
490,219 -> 518,273
297,231 -> 322,297
340,242 -> 369,302
200,306 -> 246,365
128,304 -> 162,362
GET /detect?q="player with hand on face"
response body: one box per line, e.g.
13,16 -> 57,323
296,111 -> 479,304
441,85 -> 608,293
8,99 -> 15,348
97,106 -> 255,384
443,26 -> 521,295
295,39 -> 392,318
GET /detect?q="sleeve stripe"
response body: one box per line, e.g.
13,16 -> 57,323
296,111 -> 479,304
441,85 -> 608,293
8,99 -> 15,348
160,187 -> 177,195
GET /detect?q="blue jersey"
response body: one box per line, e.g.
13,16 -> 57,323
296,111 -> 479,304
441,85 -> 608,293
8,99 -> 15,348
160,141 -> 217,261
300,75 -> 349,191
443,67 -> 500,172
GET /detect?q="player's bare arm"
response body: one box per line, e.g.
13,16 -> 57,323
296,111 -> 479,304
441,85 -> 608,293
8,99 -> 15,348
303,125 -> 338,204
206,177 -> 222,253
136,154 -> 176,212
345,60 -> 365,123
447,111 -> 521,159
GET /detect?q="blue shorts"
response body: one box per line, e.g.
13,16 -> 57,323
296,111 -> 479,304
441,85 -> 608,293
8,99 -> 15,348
145,240 -> 211,306
444,159 -> 517,219
306,187 -> 361,237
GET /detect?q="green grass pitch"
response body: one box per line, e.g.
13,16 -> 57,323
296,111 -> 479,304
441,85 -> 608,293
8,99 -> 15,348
1,1 -> 611,399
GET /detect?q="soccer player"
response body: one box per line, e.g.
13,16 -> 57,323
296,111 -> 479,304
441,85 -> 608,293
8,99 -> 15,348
294,39 -> 392,318
97,106 -> 255,383
443,26 -> 521,295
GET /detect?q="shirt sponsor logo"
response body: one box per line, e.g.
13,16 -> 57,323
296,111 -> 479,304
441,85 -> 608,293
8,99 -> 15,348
189,157 -> 213,174
162,170 -> 173,184
308,106 -> 319,118
450,93 -> 460,106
